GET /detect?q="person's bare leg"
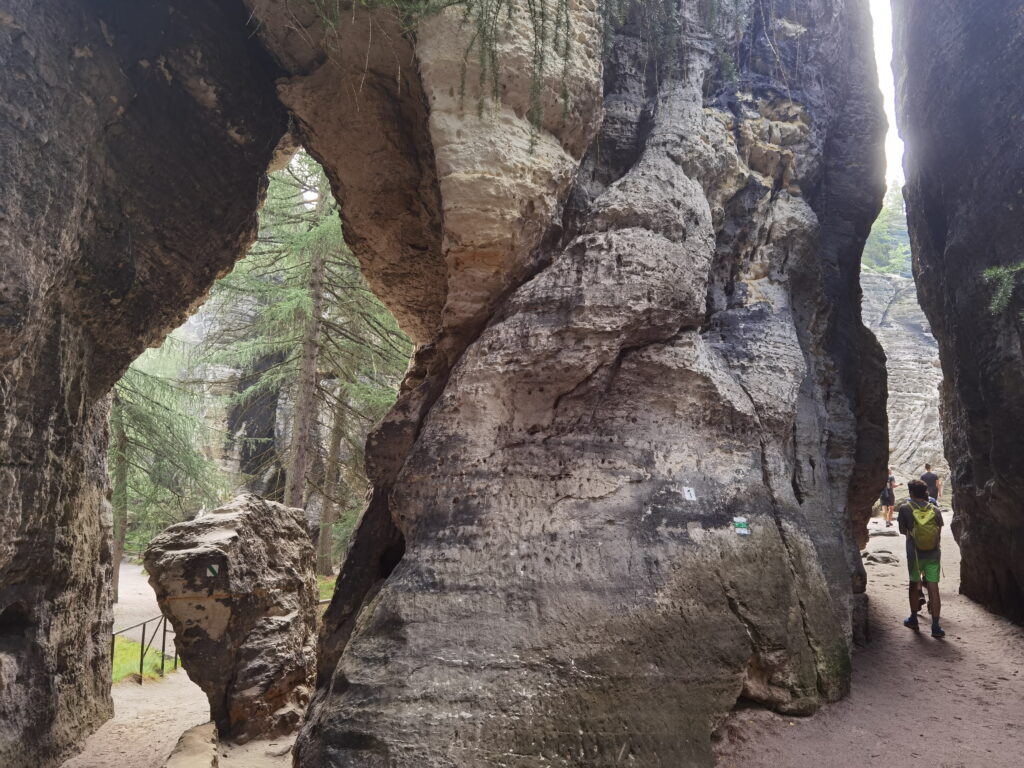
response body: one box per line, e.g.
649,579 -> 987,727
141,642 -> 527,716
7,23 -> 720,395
908,581 -> 921,616
925,581 -> 940,620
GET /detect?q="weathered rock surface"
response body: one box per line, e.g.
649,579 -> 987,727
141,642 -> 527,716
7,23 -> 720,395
164,723 -> 219,768
297,2 -> 886,765
860,272 -> 946,477
2,0 -> 890,764
145,495 -> 317,743
0,1 -> 286,764
895,0 -> 1024,622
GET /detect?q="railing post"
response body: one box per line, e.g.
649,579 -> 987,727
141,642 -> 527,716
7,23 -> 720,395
139,621 -> 146,685
160,615 -> 167,678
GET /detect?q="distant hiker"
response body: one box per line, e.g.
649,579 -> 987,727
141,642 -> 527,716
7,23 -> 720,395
920,463 -> 943,502
899,479 -> 945,638
879,467 -> 900,527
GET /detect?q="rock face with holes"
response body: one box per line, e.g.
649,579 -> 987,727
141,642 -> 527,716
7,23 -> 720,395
295,2 -> 886,765
860,272 -> 946,479
895,1 -> 1024,622
145,495 -> 317,743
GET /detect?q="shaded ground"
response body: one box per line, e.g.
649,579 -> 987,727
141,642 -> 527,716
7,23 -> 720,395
717,519 -> 1024,767
60,671 -> 208,768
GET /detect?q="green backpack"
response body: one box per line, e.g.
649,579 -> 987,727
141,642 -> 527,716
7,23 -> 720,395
909,500 -> 941,551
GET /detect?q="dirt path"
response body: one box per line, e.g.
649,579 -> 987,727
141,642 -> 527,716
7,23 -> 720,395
61,671 -> 209,768
113,561 -> 173,646
717,519 -> 1024,767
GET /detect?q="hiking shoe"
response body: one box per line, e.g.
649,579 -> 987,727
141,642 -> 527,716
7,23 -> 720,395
931,623 -> 945,638
904,615 -> 920,631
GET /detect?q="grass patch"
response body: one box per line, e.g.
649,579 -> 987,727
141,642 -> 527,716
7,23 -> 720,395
111,635 -> 168,683
318,575 -> 336,602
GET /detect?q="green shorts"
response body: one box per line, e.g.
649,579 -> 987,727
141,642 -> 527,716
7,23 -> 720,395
909,559 -> 940,583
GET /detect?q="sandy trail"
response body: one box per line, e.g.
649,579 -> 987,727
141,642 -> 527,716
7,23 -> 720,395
717,519 -> 1024,767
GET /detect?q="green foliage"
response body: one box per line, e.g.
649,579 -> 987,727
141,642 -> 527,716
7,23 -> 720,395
318,574 -> 337,602
863,181 -> 912,277
202,151 -> 411,561
983,261 -> 1024,316
107,150 -> 409,573
111,336 -> 227,555
111,636 -> 168,683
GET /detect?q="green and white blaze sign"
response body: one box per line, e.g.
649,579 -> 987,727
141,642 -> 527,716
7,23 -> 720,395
733,517 -> 750,536
206,563 -> 219,577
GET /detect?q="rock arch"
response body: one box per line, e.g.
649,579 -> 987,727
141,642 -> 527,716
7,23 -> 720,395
1,0 -> 902,765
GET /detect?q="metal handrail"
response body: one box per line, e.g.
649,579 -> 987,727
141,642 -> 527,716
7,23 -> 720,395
111,613 -> 178,684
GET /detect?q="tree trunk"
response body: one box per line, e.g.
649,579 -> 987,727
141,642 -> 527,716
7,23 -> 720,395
110,395 -> 129,602
285,248 -> 326,509
317,389 -> 346,575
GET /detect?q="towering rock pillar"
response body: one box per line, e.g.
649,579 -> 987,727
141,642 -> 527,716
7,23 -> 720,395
895,0 -> 1024,622
297,2 -> 886,765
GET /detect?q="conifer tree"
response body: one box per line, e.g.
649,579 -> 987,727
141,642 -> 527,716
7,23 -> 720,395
108,336 -> 226,600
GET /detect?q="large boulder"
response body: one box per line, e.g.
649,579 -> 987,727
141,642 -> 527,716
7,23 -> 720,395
145,495 -> 317,743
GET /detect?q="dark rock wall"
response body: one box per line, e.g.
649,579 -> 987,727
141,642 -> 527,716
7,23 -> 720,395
0,1 -> 285,763
296,2 -> 886,765
895,0 -> 1024,621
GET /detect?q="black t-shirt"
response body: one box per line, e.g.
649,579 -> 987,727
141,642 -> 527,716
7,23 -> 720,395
921,471 -> 940,498
898,501 -> 944,561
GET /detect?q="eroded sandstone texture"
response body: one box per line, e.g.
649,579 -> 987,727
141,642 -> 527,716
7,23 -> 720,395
895,0 -> 1024,621
3,0 -> 888,764
297,2 -> 886,765
860,273 -> 946,478
145,495 -> 317,742
0,1 -> 286,764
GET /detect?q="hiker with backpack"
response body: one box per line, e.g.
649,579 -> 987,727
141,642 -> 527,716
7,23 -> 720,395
898,479 -> 945,638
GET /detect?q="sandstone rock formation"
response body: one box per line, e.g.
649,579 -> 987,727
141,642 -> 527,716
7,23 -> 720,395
144,495 -> 317,743
164,723 -> 219,768
296,2 -> 887,765
1,1 -> 890,765
860,272 -> 947,479
0,2 -> 286,764
895,0 -> 1024,622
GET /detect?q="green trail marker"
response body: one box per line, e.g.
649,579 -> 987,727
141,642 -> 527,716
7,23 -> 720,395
206,563 -> 219,577
733,517 -> 750,536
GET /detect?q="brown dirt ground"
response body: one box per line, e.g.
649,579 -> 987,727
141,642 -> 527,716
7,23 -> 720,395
715,519 -> 1024,767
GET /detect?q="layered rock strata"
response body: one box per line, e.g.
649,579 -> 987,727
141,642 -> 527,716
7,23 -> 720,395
297,2 -> 886,765
145,495 -> 318,742
860,272 -> 946,479
895,0 -> 1024,621
0,1 -> 286,764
